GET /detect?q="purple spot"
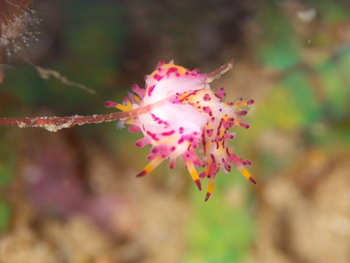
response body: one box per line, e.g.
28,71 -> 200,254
151,147 -> 159,154
237,110 -> 247,116
206,129 -> 214,137
203,94 -> 211,101
202,106 -> 213,116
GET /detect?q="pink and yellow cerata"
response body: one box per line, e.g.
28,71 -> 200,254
105,60 -> 256,201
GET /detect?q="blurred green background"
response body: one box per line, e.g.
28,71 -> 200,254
1,0 -> 350,262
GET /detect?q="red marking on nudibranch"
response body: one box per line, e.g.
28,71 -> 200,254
136,170 -> 147,177
205,193 -> 211,202
153,74 -> 162,81
161,130 -> 175,136
147,85 -> 155,96
151,113 -> 169,126
166,67 -> 179,76
146,131 -> 159,141
249,177 -> 257,185
195,179 -> 202,191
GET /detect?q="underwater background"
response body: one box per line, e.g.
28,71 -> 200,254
1,0 -> 350,262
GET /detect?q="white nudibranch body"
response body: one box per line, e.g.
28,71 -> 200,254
106,60 -> 256,201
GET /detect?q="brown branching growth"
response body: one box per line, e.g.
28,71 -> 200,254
33,64 -> 97,95
20,58 -> 96,95
205,60 -> 234,84
0,104 -> 154,132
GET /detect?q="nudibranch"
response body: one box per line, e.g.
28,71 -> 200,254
105,60 -> 256,201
